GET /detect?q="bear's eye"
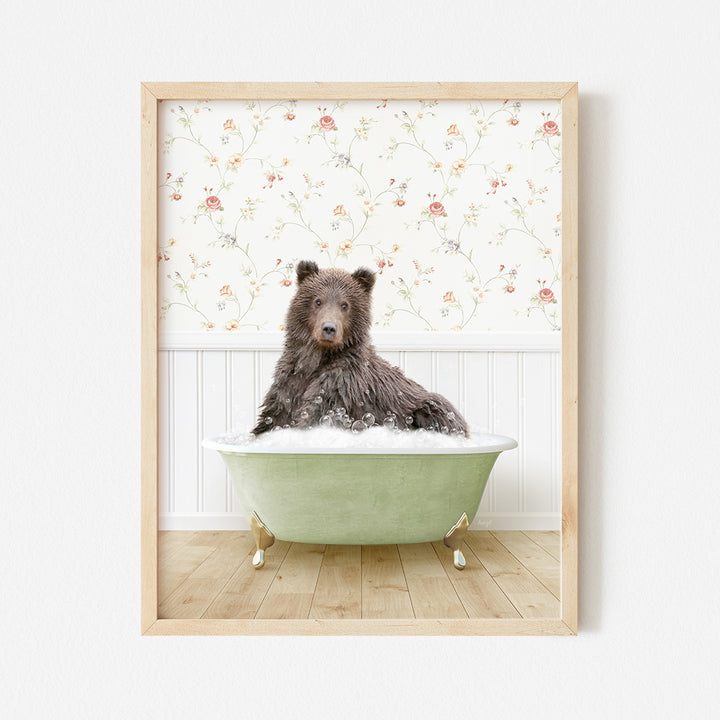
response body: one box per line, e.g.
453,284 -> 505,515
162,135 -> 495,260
341,302 -> 348,311
315,299 -> 322,307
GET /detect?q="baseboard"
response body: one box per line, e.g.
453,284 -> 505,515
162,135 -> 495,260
159,512 -> 561,532
470,513 -> 561,531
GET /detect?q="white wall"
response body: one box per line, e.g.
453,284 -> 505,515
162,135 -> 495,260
2,1 -> 719,718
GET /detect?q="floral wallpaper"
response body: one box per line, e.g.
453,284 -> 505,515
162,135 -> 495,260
158,98 -> 562,334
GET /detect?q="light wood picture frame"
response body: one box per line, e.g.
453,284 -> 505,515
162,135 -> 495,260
141,82 -> 578,636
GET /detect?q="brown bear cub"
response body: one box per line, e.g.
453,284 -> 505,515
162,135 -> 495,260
252,260 -> 469,436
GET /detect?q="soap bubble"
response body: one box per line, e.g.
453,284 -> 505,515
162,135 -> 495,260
342,416 -> 352,428
448,412 -> 455,421
218,426 -> 478,450
351,420 -> 365,433
313,396 -> 323,404
319,415 -> 333,427
383,416 -> 397,430
335,406 -> 346,416
264,417 -> 273,425
362,413 -> 375,427
300,409 -> 309,419
440,426 -> 449,434
404,415 -> 413,426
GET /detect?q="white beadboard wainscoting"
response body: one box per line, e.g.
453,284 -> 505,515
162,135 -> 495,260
158,332 -> 561,532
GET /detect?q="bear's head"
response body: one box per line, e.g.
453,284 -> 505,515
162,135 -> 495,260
285,260 -> 376,352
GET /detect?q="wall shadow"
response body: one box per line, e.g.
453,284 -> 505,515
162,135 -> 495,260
576,92 -> 610,632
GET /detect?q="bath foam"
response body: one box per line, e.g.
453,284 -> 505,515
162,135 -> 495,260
215,426 -> 480,450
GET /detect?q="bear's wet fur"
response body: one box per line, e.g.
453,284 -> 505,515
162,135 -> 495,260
252,260 -> 469,436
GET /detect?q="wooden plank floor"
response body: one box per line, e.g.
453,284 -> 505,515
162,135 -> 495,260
157,530 -> 561,620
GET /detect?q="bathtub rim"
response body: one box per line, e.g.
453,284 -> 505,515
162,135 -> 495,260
201,431 -> 518,455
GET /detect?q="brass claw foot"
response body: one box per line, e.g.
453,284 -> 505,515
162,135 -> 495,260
443,512 -> 469,570
250,512 -> 275,569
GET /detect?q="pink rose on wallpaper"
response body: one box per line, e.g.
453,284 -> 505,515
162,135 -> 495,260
282,278 -> 292,287
205,195 -> 222,211
285,112 -> 296,120
396,198 -> 405,207
505,285 -> 516,294
429,201 -> 445,217
219,285 -> 232,297
225,319 -> 239,331
509,117 -> 519,126
223,119 -> 236,131
171,193 -> 182,201
447,124 -> 460,136
443,291 -> 456,303
543,120 -> 559,136
319,115 -> 335,131
538,288 -> 555,303
333,204 -> 346,216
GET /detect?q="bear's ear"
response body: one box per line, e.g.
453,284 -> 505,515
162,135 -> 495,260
296,260 -> 319,284
352,266 -> 376,293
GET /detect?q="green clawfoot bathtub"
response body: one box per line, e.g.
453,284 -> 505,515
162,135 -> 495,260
202,433 -> 517,570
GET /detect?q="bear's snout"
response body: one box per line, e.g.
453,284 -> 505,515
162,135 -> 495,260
311,305 -> 345,346
321,322 -> 337,340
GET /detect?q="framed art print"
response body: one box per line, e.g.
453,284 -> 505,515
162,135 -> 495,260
141,82 -> 578,635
